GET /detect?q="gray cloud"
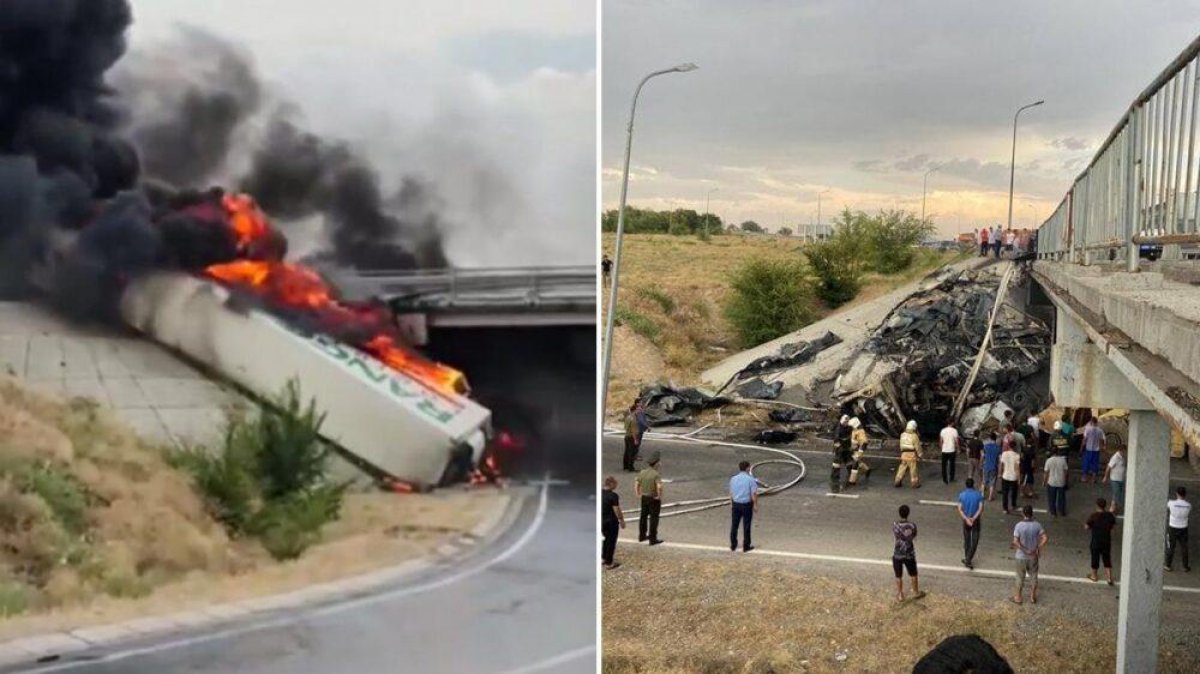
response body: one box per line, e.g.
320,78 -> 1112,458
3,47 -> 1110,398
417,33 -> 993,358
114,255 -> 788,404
602,0 -> 1200,230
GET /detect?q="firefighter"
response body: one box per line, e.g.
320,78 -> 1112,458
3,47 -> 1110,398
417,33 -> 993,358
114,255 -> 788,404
847,417 -> 870,487
895,419 -> 923,488
832,414 -> 852,492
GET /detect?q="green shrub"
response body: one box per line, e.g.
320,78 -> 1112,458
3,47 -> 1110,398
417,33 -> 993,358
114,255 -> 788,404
251,484 -> 347,560
254,381 -> 330,499
170,437 -> 257,534
0,580 -> 31,617
723,258 -> 818,347
806,236 -> 865,307
636,287 -> 676,314
170,381 -> 346,559
22,465 -> 89,535
614,306 -> 660,341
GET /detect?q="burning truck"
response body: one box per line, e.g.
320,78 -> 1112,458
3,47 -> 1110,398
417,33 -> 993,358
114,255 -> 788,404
0,1 -> 499,490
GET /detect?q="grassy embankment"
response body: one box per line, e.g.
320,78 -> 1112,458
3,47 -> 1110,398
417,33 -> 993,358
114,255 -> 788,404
603,546 -> 1200,674
601,233 -> 963,416
0,376 -> 497,638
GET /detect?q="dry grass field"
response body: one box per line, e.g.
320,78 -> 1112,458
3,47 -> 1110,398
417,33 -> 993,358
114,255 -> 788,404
601,233 -> 959,417
602,546 -> 1200,674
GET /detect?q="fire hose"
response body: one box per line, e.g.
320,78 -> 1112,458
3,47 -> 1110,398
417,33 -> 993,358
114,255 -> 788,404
602,428 -> 807,521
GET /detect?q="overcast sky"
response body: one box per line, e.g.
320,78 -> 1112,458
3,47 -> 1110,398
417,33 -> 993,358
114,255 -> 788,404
127,0 -> 595,266
602,0 -> 1200,237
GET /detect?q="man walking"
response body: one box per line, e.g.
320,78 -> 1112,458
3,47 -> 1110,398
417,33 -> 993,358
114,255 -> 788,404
601,476 -> 625,569
601,254 -> 612,286
979,227 -> 989,257
1026,413 -> 1042,451
892,505 -> 923,602
991,225 -> 1002,258
1011,505 -> 1047,604
1103,445 -> 1127,513
622,400 -> 647,472
729,460 -> 758,552
1085,498 -> 1117,584
999,437 -> 1021,515
957,477 -> 984,569
1166,486 -> 1191,572
1043,449 -> 1069,517
635,453 -> 664,545
895,419 -> 923,488
965,433 -> 983,485
983,432 -> 1001,501
1081,418 -> 1106,484
939,418 -> 960,484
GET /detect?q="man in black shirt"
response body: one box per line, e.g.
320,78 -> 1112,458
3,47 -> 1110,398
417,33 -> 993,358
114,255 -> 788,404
601,475 -> 625,569
1085,497 -> 1117,585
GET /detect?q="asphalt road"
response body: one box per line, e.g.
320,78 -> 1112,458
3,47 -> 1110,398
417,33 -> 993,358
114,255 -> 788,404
603,434 -> 1200,619
12,484 -> 595,674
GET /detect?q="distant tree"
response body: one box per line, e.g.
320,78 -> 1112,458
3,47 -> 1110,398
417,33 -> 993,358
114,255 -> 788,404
778,227 -> 793,237
601,207 -> 725,235
740,220 -> 763,233
726,225 -> 739,234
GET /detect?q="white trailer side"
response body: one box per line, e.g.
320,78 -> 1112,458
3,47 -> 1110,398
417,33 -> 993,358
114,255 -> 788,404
119,272 -> 491,488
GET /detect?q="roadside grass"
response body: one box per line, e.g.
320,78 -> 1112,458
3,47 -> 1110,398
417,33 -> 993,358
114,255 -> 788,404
601,234 -> 963,416
602,546 -> 1199,674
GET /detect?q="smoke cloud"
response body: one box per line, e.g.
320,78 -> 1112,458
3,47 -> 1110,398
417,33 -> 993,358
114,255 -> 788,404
0,1 -> 455,321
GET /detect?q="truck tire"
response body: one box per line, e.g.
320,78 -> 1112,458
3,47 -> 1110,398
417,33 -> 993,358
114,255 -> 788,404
912,634 -> 1013,674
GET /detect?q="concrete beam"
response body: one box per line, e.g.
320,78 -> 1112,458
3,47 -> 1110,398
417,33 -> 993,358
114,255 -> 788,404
1116,410 -> 1171,674
1033,269 -> 1200,449
1051,308 -> 1151,410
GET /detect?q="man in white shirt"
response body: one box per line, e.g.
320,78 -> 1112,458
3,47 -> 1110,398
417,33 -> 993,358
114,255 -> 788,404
1042,450 -> 1069,517
939,419 -> 960,484
1102,446 -> 1126,513
1166,486 -> 1191,572
999,441 -> 1022,515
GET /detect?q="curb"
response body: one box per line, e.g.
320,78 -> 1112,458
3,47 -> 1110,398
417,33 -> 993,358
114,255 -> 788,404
0,492 -> 517,669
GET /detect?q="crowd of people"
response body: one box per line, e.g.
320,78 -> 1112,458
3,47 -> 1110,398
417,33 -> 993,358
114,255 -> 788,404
975,225 -> 1036,258
604,402 -> 1193,606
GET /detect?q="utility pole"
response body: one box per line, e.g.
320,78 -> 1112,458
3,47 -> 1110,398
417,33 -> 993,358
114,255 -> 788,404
1007,100 -> 1045,233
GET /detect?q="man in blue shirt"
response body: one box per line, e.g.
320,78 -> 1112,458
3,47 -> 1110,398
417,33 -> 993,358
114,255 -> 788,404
957,478 -> 985,570
729,460 -> 759,552
982,432 -> 1002,502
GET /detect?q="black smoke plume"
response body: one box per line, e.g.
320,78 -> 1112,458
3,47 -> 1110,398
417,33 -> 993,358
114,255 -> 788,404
0,0 -> 448,321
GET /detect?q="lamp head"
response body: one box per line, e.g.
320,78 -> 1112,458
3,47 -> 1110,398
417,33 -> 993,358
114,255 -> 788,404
673,63 -> 699,72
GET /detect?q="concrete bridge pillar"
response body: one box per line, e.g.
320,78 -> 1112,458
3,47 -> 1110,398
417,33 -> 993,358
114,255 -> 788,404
1117,410 -> 1171,674
1050,306 -> 1170,673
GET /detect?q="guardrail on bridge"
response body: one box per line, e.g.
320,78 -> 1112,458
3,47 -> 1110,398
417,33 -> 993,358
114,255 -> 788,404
1037,35 -> 1200,268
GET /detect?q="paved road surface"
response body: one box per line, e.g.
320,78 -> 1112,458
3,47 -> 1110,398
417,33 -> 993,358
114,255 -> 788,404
10,485 -> 595,674
604,434 -> 1200,620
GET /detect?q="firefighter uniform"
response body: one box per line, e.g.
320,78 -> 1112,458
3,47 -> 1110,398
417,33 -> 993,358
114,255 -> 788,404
895,422 -> 922,488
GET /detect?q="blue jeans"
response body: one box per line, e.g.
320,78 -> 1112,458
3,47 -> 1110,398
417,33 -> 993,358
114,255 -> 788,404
1111,480 -> 1125,511
1047,485 -> 1067,516
1082,450 -> 1101,476
731,502 -> 754,551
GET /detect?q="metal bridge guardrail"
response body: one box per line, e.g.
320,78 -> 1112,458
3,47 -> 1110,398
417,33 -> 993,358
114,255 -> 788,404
331,266 -> 596,310
1036,35 -> 1200,268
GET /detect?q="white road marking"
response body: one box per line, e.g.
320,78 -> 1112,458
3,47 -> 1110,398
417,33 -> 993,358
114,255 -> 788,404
825,493 -> 860,499
618,538 -> 1200,595
496,644 -> 596,674
920,499 -> 1049,514
27,482 -> 553,673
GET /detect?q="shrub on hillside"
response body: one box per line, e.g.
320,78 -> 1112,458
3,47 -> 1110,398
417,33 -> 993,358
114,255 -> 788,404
806,235 -> 865,307
173,381 -> 346,560
724,258 -> 818,347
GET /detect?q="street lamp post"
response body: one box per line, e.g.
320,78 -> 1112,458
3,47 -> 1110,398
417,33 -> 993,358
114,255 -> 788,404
704,186 -> 719,236
816,189 -> 831,238
921,165 -> 940,223
1007,100 -> 1044,234
601,63 -> 698,421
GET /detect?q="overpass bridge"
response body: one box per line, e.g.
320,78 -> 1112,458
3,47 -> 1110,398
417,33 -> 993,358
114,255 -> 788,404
1031,34 -> 1200,674
329,265 -> 594,338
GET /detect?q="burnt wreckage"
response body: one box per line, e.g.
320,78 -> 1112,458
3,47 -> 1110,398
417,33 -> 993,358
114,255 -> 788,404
834,266 -> 1049,436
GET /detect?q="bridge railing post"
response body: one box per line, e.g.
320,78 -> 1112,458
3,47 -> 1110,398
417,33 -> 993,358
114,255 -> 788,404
1128,104 -> 1143,272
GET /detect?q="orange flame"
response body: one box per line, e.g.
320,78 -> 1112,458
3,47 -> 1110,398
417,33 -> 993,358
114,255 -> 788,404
202,195 -> 467,396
